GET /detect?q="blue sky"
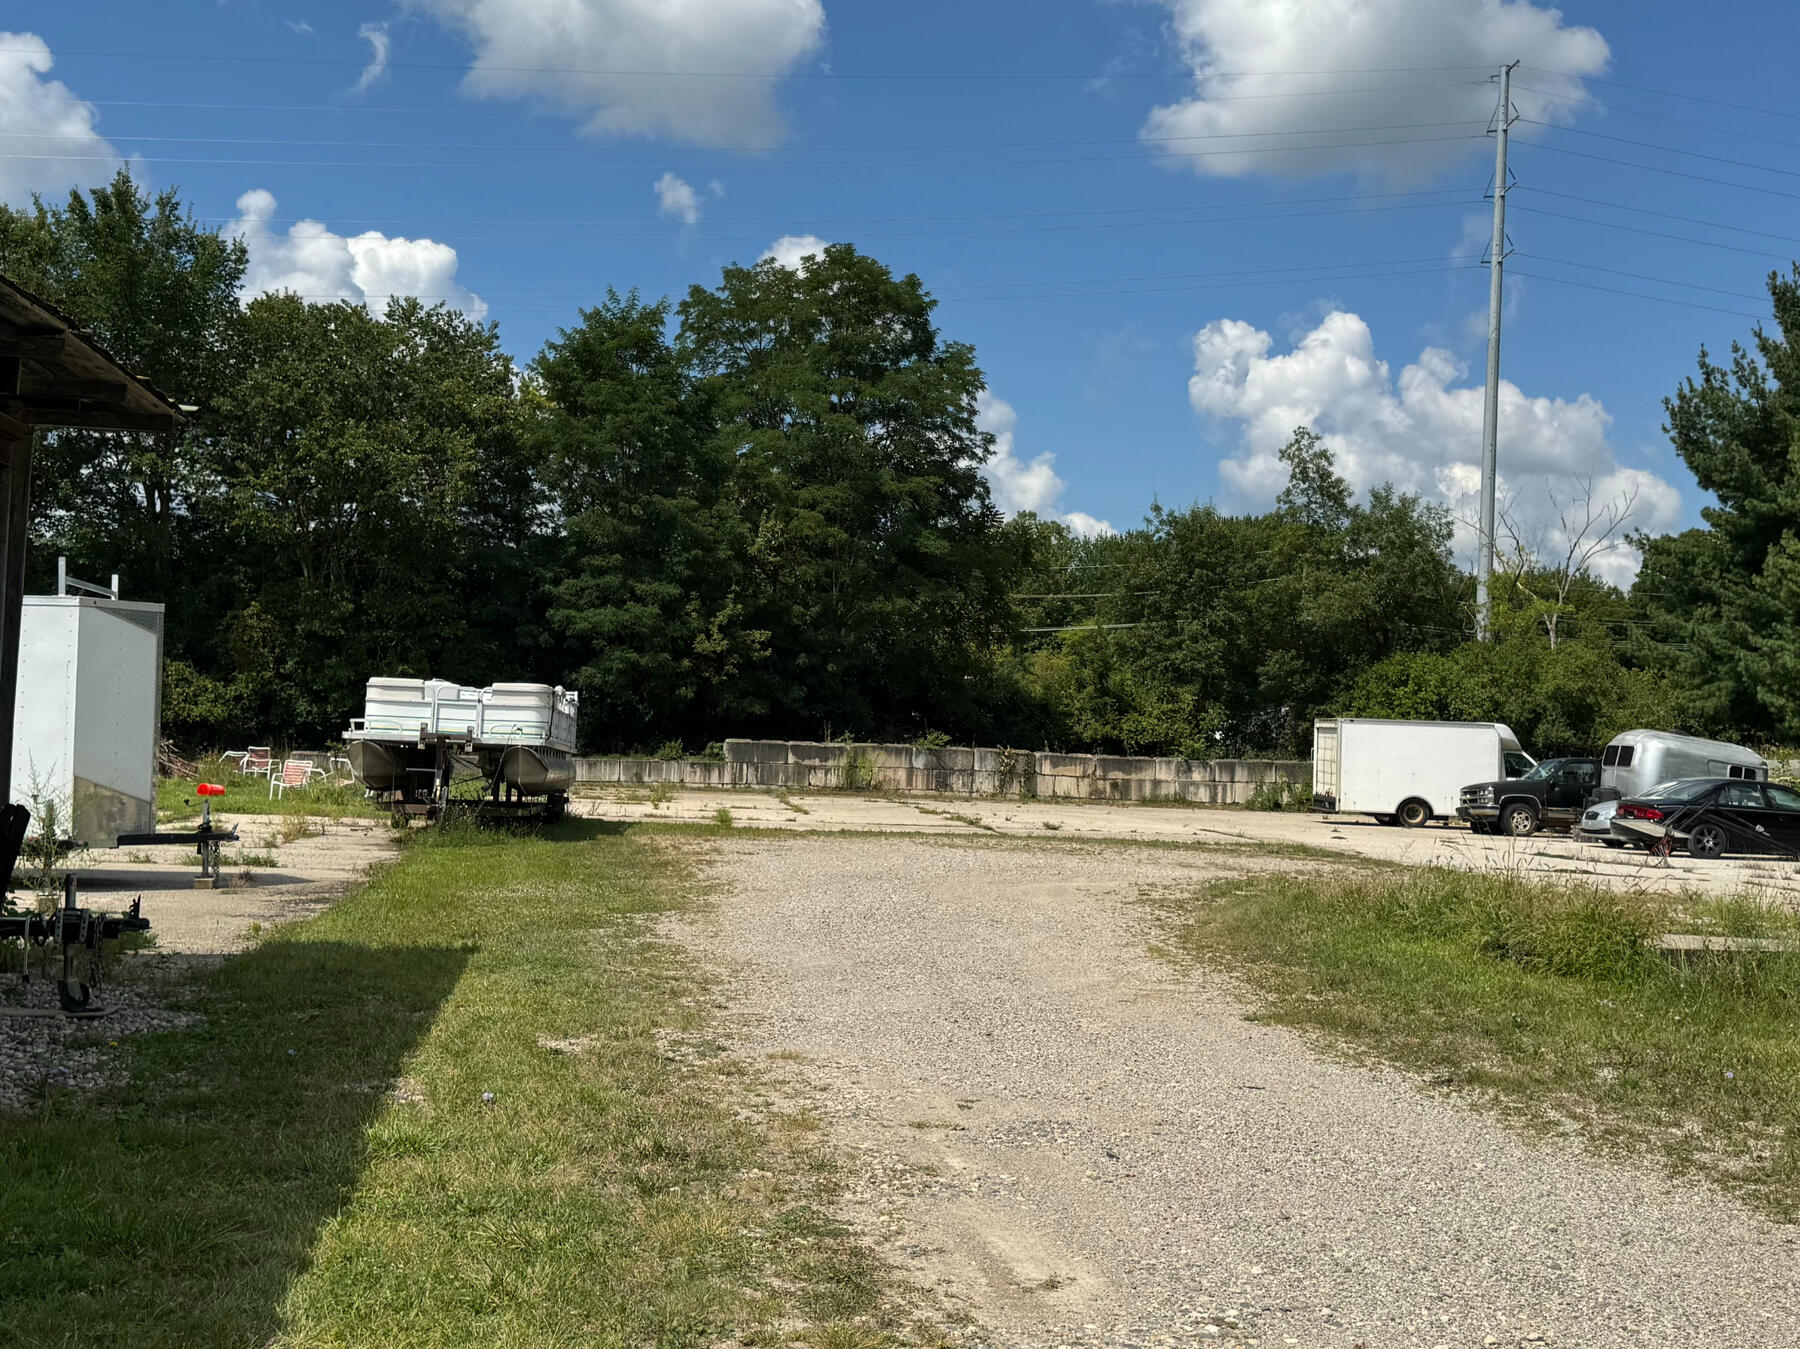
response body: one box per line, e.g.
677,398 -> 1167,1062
7,1 -> 1799,575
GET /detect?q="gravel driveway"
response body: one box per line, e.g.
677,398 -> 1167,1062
682,833 -> 1800,1348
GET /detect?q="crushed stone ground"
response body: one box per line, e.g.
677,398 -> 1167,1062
676,832 -> 1800,1349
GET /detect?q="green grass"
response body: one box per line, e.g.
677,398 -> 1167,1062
1163,868 -> 1800,1218
157,765 -> 384,822
0,820 -> 907,1347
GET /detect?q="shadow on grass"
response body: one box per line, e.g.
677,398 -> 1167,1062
0,936 -> 469,1349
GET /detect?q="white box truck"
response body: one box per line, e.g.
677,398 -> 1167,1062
11,595 -> 164,847
1313,718 -> 1534,827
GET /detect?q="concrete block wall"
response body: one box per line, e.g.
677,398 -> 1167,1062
573,739 -> 1306,805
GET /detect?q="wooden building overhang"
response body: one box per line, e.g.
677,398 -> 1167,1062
0,272 -> 187,441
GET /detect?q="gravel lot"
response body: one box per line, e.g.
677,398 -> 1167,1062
578,787 -> 1800,901
680,833 -> 1800,1348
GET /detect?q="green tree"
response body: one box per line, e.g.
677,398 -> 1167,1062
1347,635 -> 1676,757
0,169 -> 246,619
1633,266 -> 1800,738
204,295 -> 529,740
533,291 -> 750,750
1013,429 -> 1462,757
675,244 -> 1023,738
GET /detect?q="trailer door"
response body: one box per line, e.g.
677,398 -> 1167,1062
1313,720 -> 1339,807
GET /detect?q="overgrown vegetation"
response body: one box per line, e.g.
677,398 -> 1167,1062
1165,868 -> 1800,1217
7,173 -> 1798,760
156,758 -> 383,822
0,822 -> 917,1346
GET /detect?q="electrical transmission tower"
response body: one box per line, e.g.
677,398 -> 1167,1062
1476,61 -> 1518,641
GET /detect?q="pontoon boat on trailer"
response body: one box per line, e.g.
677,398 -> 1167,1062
344,677 -> 578,820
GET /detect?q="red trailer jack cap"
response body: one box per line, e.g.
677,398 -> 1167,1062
196,783 -> 226,797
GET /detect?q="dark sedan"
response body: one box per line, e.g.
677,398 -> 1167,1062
1611,777 -> 1800,858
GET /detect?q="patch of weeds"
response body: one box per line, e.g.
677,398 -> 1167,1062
1164,866 -> 1800,1219
646,781 -> 677,808
1041,821 -> 1062,831
840,750 -> 877,792
279,811 -> 319,844
1243,775 -> 1313,811
713,807 -> 734,828
778,791 -> 811,815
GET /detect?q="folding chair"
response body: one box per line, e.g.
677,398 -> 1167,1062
242,747 -> 274,780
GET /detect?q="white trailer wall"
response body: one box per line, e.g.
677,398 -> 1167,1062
11,597 -> 162,846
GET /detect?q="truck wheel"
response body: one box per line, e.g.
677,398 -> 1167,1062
1397,799 -> 1430,828
1686,822 -> 1727,859
1502,803 -> 1538,837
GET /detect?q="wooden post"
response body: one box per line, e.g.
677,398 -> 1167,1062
0,434 -> 31,810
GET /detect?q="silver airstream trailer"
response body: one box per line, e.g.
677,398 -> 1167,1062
1597,730 -> 1766,800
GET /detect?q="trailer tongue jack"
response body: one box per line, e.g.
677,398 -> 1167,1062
1,876 -> 150,1014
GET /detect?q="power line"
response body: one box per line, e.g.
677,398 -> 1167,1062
1520,186 -> 1800,248
81,78 -> 1492,118
184,185 -> 1477,231
1509,201 -> 1797,262
5,117 -> 1491,156
9,47 -> 1493,81
1518,65 -> 1800,125
1506,267 -> 1767,320
286,260 -> 1475,309
0,130 -> 1489,175
1519,118 -> 1800,182
1021,623 -> 1144,633
1512,83 -> 1800,155
1519,141 -> 1800,203
939,254 -> 1456,292
1512,252 -> 1773,304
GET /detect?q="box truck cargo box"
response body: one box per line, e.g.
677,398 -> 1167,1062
11,596 -> 163,847
1313,717 -> 1533,827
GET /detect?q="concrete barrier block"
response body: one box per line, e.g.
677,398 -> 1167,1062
789,741 -> 843,767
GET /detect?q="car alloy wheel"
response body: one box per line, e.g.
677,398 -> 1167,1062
1687,822 -> 1727,860
1504,804 -> 1537,837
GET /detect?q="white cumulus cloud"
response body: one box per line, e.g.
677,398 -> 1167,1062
412,0 -> 826,148
229,189 -> 487,319
978,392 -> 1112,538
353,22 -> 391,93
1190,309 -> 1679,584
0,32 -> 121,204
1141,0 -> 1609,182
654,171 -> 701,225
760,233 -> 830,271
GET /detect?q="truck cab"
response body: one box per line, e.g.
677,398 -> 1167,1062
1457,757 -> 1601,837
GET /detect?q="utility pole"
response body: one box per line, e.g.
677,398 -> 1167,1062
1475,61 -> 1517,641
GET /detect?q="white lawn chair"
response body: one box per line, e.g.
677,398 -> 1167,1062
241,746 -> 274,780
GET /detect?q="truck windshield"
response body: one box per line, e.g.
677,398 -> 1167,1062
1520,759 -> 1563,782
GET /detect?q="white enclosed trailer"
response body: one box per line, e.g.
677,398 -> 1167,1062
10,595 -> 163,847
1313,717 -> 1533,826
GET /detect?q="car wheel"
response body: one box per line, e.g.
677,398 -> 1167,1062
1687,822 -> 1728,860
1397,799 -> 1430,828
1503,803 -> 1538,837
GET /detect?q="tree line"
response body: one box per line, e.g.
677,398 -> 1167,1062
2,172 -> 1795,759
